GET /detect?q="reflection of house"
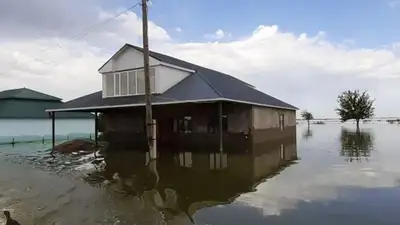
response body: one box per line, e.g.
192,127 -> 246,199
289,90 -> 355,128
85,130 -> 297,224
0,88 -> 93,136
47,44 -> 298,150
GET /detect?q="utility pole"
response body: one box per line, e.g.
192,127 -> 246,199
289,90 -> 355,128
141,0 -> 156,159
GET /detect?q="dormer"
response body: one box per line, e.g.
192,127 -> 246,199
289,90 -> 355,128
98,44 -> 195,98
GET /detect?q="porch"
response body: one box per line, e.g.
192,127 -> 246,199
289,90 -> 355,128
49,101 -> 253,153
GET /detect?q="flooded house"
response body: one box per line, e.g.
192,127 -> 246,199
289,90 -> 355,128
47,44 -> 298,152
0,88 -> 93,139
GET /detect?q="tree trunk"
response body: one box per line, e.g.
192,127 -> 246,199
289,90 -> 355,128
356,119 -> 360,131
307,120 -> 310,127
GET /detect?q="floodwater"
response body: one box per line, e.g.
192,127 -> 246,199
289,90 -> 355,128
1,124 -> 400,224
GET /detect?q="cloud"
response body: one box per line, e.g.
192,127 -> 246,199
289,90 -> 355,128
204,29 -> 231,40
175,27 -> 183,32
388,0 -> 400,8
1,1 -> 400,117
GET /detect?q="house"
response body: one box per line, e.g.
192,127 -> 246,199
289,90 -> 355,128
47,44 -> 298,151
0,88 -> 93,138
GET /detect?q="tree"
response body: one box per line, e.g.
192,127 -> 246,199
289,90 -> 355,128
301,110 -> 314,127
336,90 -> 374,129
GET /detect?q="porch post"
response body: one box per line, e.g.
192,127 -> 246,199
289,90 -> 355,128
94,111 -> 98,150
51,112 -> 55,149
149,119 -> 157,159
218,102 -> 223,152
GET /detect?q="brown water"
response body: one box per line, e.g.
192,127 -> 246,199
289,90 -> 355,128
1,124 -> 400,225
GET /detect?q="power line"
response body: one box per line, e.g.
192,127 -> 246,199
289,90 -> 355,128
68,2 -> 141,42
17,2 -> 141,67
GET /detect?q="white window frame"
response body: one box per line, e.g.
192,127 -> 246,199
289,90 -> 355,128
103,67 -> 156,98
279,114 -> 285,130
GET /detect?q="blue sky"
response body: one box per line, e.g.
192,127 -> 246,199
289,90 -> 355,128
107,0 -> 400,47
1,0 -> 400,117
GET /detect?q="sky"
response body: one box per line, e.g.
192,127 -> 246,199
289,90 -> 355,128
1,0 -> 400,118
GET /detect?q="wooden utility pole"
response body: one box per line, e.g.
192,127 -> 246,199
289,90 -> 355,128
141,0 -> 156,159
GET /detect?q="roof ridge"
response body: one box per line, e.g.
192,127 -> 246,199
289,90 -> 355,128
13,88 -> 24,97
125,43 -> 255,88
195,71 -> 223,97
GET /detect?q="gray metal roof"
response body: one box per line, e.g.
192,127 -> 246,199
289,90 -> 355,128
0,88 -> 61,101
0,99 -> 93,118
50,44 -> 298,112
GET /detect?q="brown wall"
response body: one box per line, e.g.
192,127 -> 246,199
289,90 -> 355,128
100,102 -> 252,151
101,103 -> 253,135
252,106 -> 296,129
251,106 -> 297,144
100,103 -> 297,151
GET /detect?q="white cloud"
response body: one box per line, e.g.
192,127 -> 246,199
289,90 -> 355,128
1,2 -> 400,117
388,0 -> 400,8
175,27 -> 183,32
204,29 -> 231,40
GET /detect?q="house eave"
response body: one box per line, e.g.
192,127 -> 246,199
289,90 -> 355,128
159,62 -> 196,73
46,98 -> 298,112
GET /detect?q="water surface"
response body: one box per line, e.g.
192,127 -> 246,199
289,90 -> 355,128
1,124 -> 400,225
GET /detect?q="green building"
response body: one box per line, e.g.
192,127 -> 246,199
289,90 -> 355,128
0,88 -> 93,138
0,88 -> 92,119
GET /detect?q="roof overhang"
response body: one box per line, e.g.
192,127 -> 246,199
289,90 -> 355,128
160,62 -> 196,73
46,98 -> 298,112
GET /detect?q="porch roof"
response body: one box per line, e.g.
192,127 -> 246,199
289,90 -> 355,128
47,44 -> 298,112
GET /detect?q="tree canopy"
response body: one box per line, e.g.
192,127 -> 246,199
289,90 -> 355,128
301,110 -> 314,127
301,110 -> 314,121
336,90 -> 374,128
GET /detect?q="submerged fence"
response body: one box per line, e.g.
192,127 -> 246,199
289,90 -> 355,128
0,133 -> 95,145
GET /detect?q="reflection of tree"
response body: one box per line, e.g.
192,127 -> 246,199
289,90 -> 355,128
340,128 -> 374,162
302,128 -> 313,140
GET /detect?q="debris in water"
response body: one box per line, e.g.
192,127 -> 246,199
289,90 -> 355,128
4,210 -> 21,225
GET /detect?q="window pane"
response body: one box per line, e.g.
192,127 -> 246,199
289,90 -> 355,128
105,75 -> 114,97
137,70 -> 145,94
120,72 -> 128,95
128,71 -> 136,95
150,67 -> 156,92
115,73 -> 120,95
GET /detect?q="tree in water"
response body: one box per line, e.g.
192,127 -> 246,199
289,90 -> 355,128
336,90 -> 374,129
301,110 -> 314,127
302,128 -> 313,140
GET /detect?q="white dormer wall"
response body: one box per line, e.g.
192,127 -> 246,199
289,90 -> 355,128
100,46 -> 192,98
99,47 -> 160,73
157,65 -> 191,93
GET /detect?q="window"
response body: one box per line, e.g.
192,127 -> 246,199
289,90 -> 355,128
115,73 -> 120,95
103,67 -> 156,97
279,114 -> 285,130
128,71 -> 136,95
137,70 -> 145,94
174,116 -> 192,134
150,67 -> 156,91
120,72 -> 128,95
105,74 -> 114,96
